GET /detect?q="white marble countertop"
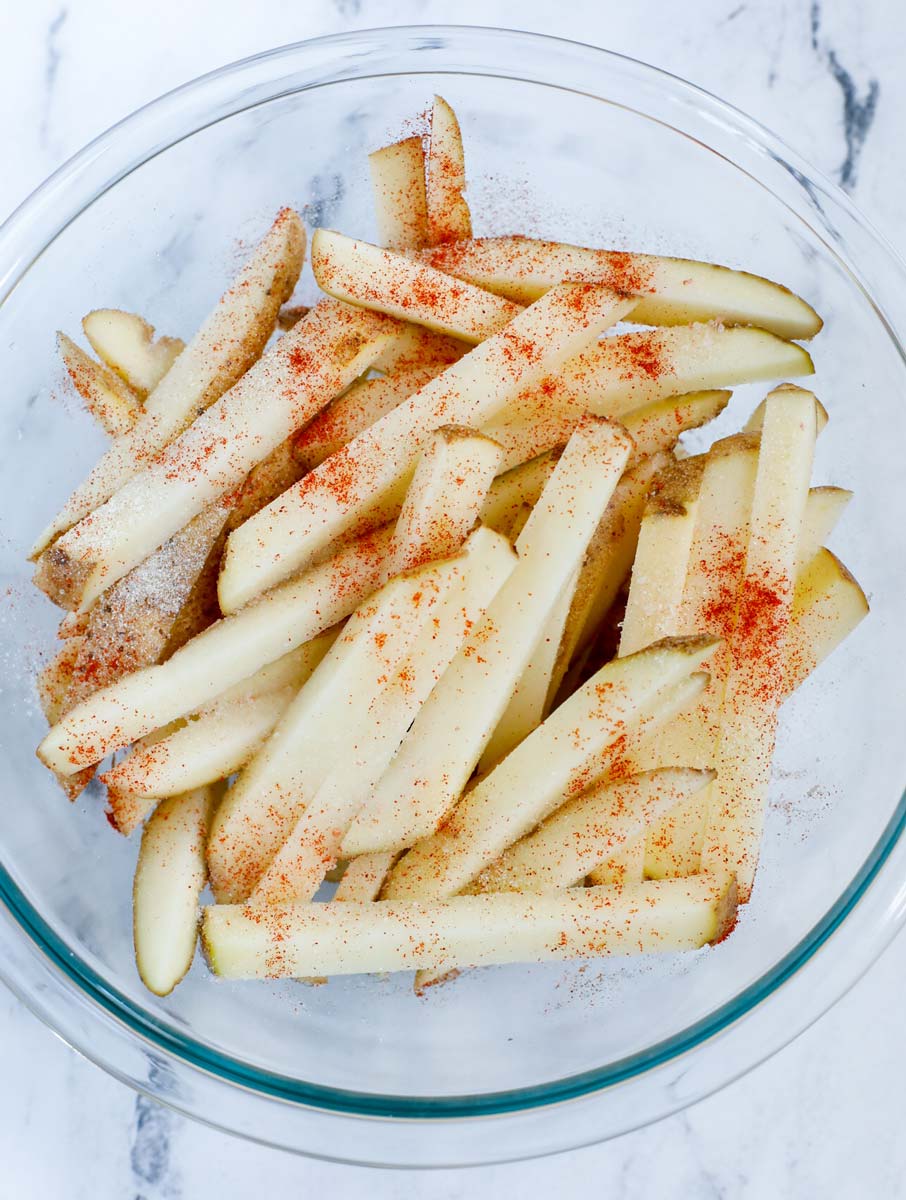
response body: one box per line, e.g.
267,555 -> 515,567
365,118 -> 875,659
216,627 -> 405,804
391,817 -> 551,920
3,1 -> 905,1195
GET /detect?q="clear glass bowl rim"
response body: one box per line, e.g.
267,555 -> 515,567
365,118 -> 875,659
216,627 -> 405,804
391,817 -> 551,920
2,23 -> 906,1146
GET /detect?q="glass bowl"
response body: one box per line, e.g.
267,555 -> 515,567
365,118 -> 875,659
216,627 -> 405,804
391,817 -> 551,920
2,25 -> 906,1168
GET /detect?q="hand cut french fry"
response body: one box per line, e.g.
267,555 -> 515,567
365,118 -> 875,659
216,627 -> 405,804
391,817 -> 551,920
419,236 -> 822,339
57,333 -> 142,436
312,230 -> 520,342
82,309 -> 185,398
470,767 -> 714,893
342,418 -> 633,858
333,852 -> 400,901
478,568 -> 579,771
785,548 -> 868,691
251,530 -> 515,905
388,425 -> 502,572
203,872 -> 737,981
378,635 -> 718,893
796,486 -> 851,568
587,834 -> 646,886
32,209 -> 306,559
220,283 -> 636,611
208,556 -> 463,903
478,450 -> 558,535
133,785 -> 215,996
549,452 -> 673,705
38,523 -> 396,774
425,96 -> 472,245
100,634 -> 338,829
37,299 -> 396,612
38,637 -> 86,725
701,386 -> 818,898
370,136 -> 430,251
746,393 -> 828,435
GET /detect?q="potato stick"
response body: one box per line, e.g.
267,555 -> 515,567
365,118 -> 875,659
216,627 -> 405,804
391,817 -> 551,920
701,387 -> 818,898
746,393 -> 828,435
203,872 -> 737,981
293,364 -> 451,471
478,568 -> 578,772
550,452 -> 673,703
57,333 -> 142,436
312,229 -> 521,342
133,786 -> 215,996
333,851 -> 400,901
371,323 -> 467,374
618,457 -> 705,658
208,557 -> 463,903
380,635 -> 718,895
38,523 -> 397,775
796,487 -> 851,567
38,637 -> 86,725
369,136 -> 430,251
478,451 -> 558,535
489,326 -> 813,442
82,309 -> 185,398
206,631 -> 341,707
387,426 -> 503,573
420,236 -> 822,339
342,419 -> 633,858
62,499 -> 231,715
106,689 -> 294,835
425,96 -> 472,245
587,835 -> 645,886
252,535 -> 514,905
33,209 -> 305,558
38,300 -> 396,612
220,284 -> 636,612
470,768 -> 714,894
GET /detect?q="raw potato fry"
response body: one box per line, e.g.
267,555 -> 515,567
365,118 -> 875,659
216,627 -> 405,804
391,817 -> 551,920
38,637 -> 85,725
478,569 -> 578,771
785,548 -> 868,690
82,308 -> 185,397
470,768 -> 715,894
343,418 -> 633,857
420,236 -> 822,339
334,852 -> 401,901
251,534 -> 514,905
478,451 -> 558,535
587,835 -> 645,887
277,304 -> 310,331
58,612 -> 89,638
208,557 -> 463,903
425,95 -> 472,245
38,524 -> 395,774
38,300 -> 396,612
377,635 -> 718,887
312,229 -> 522,342
32,209 -> 305,558
387,426 -> 503,572
220,283 -> 637,611
549,452 -> 673,704
796,487 -> 851,568
701,387 -> 818,898
369,136 -> 430,251
133,786 -> 215,996
101,635 -> 338,827
746,393 -> 828,435
618,457 -> 705,658
203,872 -> 738,980
57,333 -> 142,436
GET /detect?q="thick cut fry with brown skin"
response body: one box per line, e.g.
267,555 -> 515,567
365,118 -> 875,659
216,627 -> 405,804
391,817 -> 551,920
57,334 -> 143,436
701,387 -> 818,899
37,300 -> 396,612
220,284 -> 637,612
209,558 -> 462,903
370,137 -> 430,251
202,873 -> 737,981
425,96 -> 472,245
82,309 -> 185,398
312,229 -> 522,342
419,236 -> 822,339
37,524 -> 396,775
133,786 -> 215,996
342,418 -> 633,858
32,209 -> 306,559
38,637 -> 86,725
469,768 -> 715,894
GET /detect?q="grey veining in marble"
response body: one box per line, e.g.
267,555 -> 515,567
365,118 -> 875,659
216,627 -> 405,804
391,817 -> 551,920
2,1 -> 906,1197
